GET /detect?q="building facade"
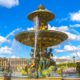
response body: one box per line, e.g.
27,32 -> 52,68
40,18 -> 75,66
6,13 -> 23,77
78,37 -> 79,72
0,58 -> 8,70
8,58 -> 27,72
0,58 -> 27,72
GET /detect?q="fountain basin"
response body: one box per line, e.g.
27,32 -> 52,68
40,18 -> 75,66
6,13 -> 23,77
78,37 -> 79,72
15,30 -> 68,47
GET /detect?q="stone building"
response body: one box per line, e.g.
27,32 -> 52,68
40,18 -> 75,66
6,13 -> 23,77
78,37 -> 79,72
8,58 -> 27,72
0,57 -> 8,70
0,58 -> 27,72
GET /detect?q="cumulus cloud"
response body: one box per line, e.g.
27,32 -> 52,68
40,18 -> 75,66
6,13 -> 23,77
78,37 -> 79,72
48,24 -> 69,32
0,46 -> 12,54
57,10 -> 80,22
54,45 -> 80,60
48,24 -> 56,30
0,36 -> 9,43
64,45 -> 76,51
57,26 -> 69,32
0,0 -> 19,8
66,32 -> 80,41
55,45 -> 80,53
70,10 -> 80,22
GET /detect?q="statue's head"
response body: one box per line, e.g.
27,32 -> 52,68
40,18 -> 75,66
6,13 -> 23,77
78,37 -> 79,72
49,48 -> 52,52
31,48 -> 34,52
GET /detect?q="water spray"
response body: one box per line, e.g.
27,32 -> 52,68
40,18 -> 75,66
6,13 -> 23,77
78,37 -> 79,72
33,16 -> 39,58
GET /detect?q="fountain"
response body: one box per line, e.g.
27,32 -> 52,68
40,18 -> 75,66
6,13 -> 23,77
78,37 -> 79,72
15,5 -> 68,79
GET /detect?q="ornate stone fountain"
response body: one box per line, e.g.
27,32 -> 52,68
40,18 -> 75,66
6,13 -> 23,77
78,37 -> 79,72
15,5 -> 68,78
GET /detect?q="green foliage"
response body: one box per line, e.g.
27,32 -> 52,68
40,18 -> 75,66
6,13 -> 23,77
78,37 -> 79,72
56,66 -> 65,75
76,62 -> 80,74
41,66 -> 54,77
57,62 -> 76,68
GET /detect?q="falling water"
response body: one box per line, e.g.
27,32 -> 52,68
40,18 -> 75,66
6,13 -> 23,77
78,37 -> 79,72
12,39 -> 23,58
33,16 -> 39,58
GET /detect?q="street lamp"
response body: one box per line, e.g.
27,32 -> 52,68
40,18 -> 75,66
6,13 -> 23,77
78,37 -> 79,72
73,56 -> 75,63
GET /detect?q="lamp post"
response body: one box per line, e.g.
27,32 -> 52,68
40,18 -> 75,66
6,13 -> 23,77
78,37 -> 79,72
73,56 -> 75,63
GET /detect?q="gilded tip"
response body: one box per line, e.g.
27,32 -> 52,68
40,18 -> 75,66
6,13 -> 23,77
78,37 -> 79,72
38,4 -> 45,10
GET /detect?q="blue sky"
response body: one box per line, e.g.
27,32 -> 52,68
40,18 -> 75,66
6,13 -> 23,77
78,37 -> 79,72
0,0 -> 80,60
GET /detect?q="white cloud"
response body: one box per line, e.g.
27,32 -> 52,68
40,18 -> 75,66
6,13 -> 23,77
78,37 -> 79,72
11,55 -> 19,58
57,26 -> 69,31
70,10 -> 80,22
64,45 -> 76,51
0,36 -> 9,43
0,46 -> 12,54
66,32 -> 80,41
27,27 -> 34,31
55,45 -> 80,53
48,25 -> 80,41
70,24 -> 80,28
48,24 -> 56,30
48,25 -> 69,32
0,0 -> 19,8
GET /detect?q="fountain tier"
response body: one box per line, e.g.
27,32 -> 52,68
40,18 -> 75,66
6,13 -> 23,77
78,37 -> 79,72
15,5 -> 68,48
15,30 -> 68,48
